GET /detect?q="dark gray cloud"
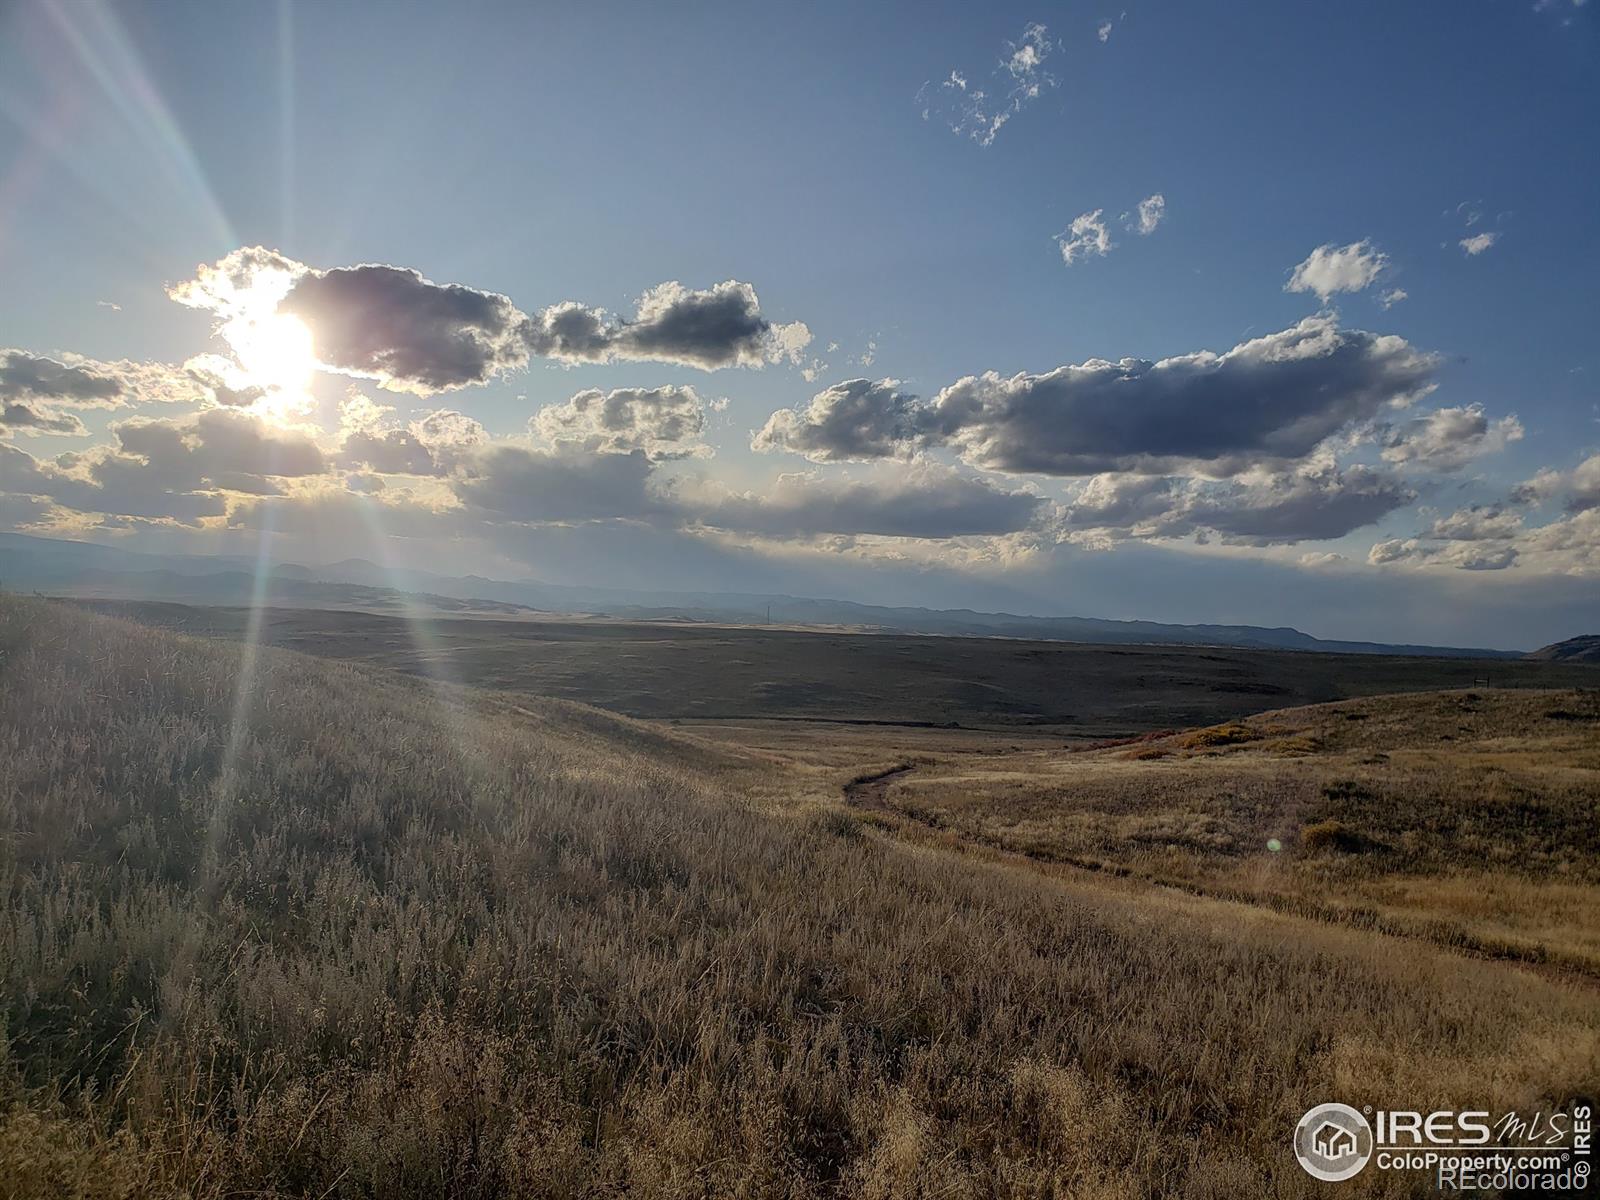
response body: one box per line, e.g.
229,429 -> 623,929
336,404 -> 485,477
533,385 -> 711,458
3,348 -> 223,417
0,349 -> 134,438
1173,466 -> 1414,545
0,442 -> 53,494
753,379 -> 923,462
679,465 -> 1044,540
281,264 -> 532,395
1,402 -> 89,437
924,318 -> 1437,475
1,349 -> 125,406
526,280 -> 809,370
2,440 -> 225,525
2,410 -> 327,526
339,427 -> 442,476
451,443 -> 661,523
1060,463 -> 1414,545
174,249 -> 808,396
0,492 -> 54,530
756,318 -> 1439,476
113,409 -> 327,482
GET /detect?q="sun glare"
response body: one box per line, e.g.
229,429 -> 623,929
230,311 -> 316,395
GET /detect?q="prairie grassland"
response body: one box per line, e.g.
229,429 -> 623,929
1,596 -> 1596,1198
854,688 -> 1600,974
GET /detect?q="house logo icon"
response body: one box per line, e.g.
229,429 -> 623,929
1294,1103 -> 1373,1181
1314,1122 -> 1355,1158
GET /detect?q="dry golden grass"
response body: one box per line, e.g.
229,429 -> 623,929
1,597 -> 1596,1197
854,688 -> 1600,974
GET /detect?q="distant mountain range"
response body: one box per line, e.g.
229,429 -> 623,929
0,531 -> 1532,658
1527,635 -> 1600,664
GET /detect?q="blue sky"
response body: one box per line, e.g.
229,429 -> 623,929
1,0 -> 1596,647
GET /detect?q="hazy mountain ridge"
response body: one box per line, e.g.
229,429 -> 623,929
0,532 -> 1524,657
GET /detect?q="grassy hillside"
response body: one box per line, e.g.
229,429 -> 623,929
62,600 -> 1600,734
853,688 -> 1600,973
1,597 -> 1596,1197
1529,634 -> 1600,664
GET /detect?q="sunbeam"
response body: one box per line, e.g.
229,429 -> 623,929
37,0 -> 235,255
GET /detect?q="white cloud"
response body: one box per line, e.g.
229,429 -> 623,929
1057,210 -> 1114,265
919,24 -> 1057,147
1460,232 -> 1499,256
1380,404 -> 1523,471
1097,19 -> 1113,42
1286,240 -> 1389,302
1379,288 -> 1408,309
1123,194 -> 1166,236
533,385 -> 713,460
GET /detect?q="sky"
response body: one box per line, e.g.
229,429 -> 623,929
0,0 -> 1596,648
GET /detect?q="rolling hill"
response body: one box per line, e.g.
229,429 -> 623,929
1529,634 -> 1600,664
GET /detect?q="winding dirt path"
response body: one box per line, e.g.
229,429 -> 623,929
841,764 -> 915,814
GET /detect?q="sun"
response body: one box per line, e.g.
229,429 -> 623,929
230,311 -> 316,395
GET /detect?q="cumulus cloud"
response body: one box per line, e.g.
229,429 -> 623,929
1369,537 -> 1519,571
533,386 -> 714,459
1,408 -> 327,525
1460,232 -> 1499,256
919,23 -> 1056,147
1379,288 -> 1408,309
679,462 -> 1044,541
1,403 -> 89,438
526,280 -> 805,370
1423,504 -> 1525,541
112,409 -> 327,486
412,408 -> 488,454
1097,19 -> 1113,42
1057,210 -> 1114,265
339,425 -> 442,476
451,443 -> 661,524
1569,454 -> 1600,513
926,316 -> 1436,475
1379,404 -> 1523,470
1124,194 -> 1166,236
280,262 -> 532,395
1369,457 -> 1600,574
756,319 -> 1438,477
1,349 -> 126,407
339,407 -> 490,476
1285,240 -> 1389,302
0,348 -> 214,436
1060,461 -> 1413,545
1513,452 -> 1600,514
172,249 -> 808,396
753,379 -> 924,462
